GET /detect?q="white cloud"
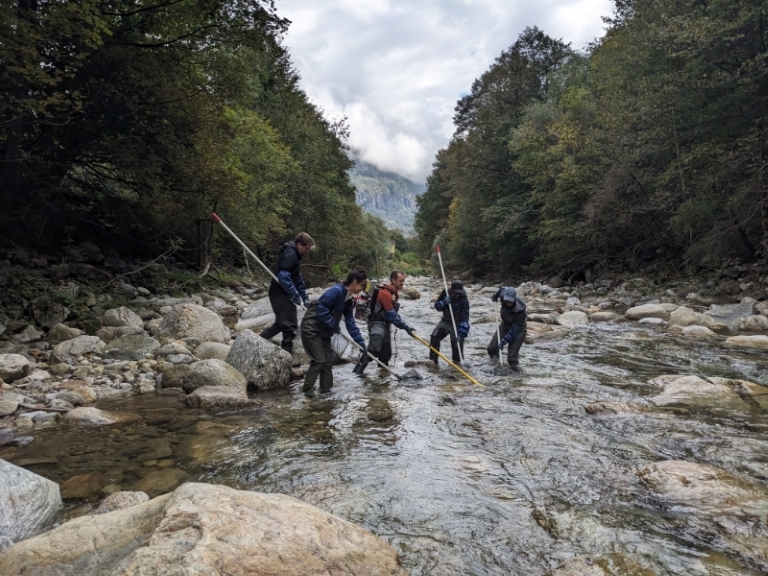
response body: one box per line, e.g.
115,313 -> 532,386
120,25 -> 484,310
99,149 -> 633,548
276,0 -> 613,182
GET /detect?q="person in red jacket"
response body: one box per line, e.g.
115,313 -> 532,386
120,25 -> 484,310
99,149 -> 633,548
353,270 -> 415,375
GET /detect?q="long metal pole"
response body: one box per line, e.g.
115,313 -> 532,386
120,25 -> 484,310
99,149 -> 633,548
435,245 -> 463,363
495,306 -> 503,363
412,334 -> 483,387
212,213 -> 402,380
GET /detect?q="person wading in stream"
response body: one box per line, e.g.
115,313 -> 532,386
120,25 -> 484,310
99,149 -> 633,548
353,270 -> 415,375
426,279 -> 470,367
259,233 -> 314,357
301,266 -> 368,393
488,286 -> 527,365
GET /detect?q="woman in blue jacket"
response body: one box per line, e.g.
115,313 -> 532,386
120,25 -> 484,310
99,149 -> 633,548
301,266 -> 368,393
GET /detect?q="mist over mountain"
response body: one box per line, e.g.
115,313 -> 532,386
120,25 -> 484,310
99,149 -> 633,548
349,159 -> 425,235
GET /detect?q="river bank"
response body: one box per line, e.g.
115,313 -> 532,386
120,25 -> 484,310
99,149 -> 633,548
1,248 -> 768,574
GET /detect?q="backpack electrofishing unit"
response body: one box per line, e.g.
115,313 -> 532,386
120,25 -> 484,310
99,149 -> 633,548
354,281 -> 380,321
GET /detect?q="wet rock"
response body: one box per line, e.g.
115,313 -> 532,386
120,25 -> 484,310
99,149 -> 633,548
649,375 -> 750,411
680,325 -> 719,339
624,303 -> 670,321
50,336 -> 104,364
46,323 -> 84,343
367,398 -> 395,422
556,311 -> 589,327
638,317 -> 665,325
226,330 -> 291,390
584,401 -> 649,415
705,299 -> 756,325
528,313 -> 558,324
13,325 -> 43,343
234,313 -> 275,332
104,334 -> 160,360
155,341 -> 190,356
166,353 -> 193,364
0,460 -> 61,547
668,306 -> 726,330
95,491 -> 149,514
546,557 -> 606,576
60,473 -> 105,499
185,386 -> 263,410
724,335 -> 768,351
158,303 -> 231,344
193,342 -> 231,361
734,314 -> 768,331
181,359 -> 247,393
400,285 -> 420,299
639,460 -> 768,568
0,353 -> 30,383
63,407 -> 141,426
130,468 -> 188,497
31,296 -> 70,328
589,311 -> 618,322
157,362 -> 192,388
103,306 -> 144,328
0,483 -> 408,575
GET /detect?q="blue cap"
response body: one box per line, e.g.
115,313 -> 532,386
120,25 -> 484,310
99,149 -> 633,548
502,287 -> 517,303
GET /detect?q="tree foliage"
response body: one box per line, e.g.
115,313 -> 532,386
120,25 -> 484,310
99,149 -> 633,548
415,2 -> 768,276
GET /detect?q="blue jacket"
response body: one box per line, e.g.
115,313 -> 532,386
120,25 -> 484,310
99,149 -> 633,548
269,242 -> 309,304
434,288 -> 470,338
316,283 -> 365,348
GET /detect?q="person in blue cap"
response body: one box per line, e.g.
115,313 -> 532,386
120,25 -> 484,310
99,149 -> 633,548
301,266 -> 368,393
488,286 -> 527,365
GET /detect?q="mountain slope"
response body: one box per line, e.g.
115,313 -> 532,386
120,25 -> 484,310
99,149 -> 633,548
349,159 -> 425,234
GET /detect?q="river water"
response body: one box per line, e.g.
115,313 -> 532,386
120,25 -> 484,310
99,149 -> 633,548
9,279 -> 768,575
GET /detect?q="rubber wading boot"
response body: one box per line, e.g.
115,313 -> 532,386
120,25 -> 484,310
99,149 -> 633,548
353,356 -> 370,375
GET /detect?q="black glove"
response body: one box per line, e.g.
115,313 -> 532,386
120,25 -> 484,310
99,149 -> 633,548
291,295 -> 301,306
405,326 -> 415,337
491,293 -> 499,302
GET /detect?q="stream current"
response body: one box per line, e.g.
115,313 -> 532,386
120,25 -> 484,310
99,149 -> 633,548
8,279 -> 768,575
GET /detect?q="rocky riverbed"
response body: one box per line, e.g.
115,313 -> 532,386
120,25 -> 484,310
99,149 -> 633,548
1,255 -> 768,575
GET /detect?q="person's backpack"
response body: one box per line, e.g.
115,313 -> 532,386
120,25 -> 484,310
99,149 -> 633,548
354,282 -> 380,321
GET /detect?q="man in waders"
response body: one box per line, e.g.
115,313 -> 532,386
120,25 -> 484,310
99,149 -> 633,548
353,270 -> 415,375
426,279 -> 470,367
487,286 -> 527,365
260,232 -> 314,356
301,266 -> 368,393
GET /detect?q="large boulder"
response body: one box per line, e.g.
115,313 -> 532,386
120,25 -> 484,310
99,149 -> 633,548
194,342 -> 231,361
668,306 -> 725,330
0,460 -> 62,549
0,482 -> 408,576
104,334 -> 160,360
705,299 -> 756,325
181,359 -> 247,393
639,460 -> 768,569
46,323 -> 84,343
50,335 -> 104,364
724,335 -> 768,351
103,306 -> 143,328
734,314 -> 768,332
31,296 -> 70,328
556,311 -> 589,327
239,297 -> 273,320
157,303 -> 230,344
226,330 -> 292,390
624,303 -> 669,321
0,353 -> 30,383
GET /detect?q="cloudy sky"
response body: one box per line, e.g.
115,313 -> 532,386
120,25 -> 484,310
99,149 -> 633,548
275,0 -> 614,184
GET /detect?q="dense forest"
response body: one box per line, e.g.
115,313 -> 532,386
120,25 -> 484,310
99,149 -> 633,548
415,0 -> 768,279
0,0 -> 392,280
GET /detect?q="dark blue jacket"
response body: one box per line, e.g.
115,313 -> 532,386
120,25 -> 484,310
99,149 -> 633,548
435,288 -> 470,338
316,283 -> 365,348
269,241 -> 308,303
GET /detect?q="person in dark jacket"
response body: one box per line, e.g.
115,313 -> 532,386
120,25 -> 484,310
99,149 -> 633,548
487,286 -> 527,365
260,232 -> 314,355
301,266 -> 368,393
427,279 -> 470,366
353,270 -> 415,375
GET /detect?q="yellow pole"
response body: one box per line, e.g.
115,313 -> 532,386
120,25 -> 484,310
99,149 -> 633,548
412,334 -> 484,388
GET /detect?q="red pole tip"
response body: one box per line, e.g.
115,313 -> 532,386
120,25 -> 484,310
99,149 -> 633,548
211,213 -> 221,223
436,245 -> 441,253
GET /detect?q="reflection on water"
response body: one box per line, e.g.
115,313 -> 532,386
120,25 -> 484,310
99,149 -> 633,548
9,283 -> 768,575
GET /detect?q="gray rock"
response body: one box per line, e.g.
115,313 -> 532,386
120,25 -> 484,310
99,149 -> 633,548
0,398 -> 19,416
157,362 -> 192,388
31,297 -> 70,328
625,303 -> 670,321
155,341 -> 190,356
0,483 -> 407,576
226,330 -> 292,390
669,306 -> 726,330
234,313 -> 275,332
724,335 -> 768,351
103,306 -> 143,328
194,342 -> 231,362
0,460 -> 62,546
95,491 -> 150,514
0,353 -> 30,383
158,303 -> 230,344
13,325 -> 43,343
181,359 -> 247,393
50,336 -> 103,364
705,299 -> 756,324
46,323 -> 84,343
239,297 -> 273,320
63,407 -> 141,426
185,386 -> 263,410
555,311 -> 589,327
589,311 -> 618,322
113,282 -> 139,299
105,334 -> 160,360
735,314 -> 768,332
681,325 -> 719,339
639,317 -> 665,325
166,354 -> 194,365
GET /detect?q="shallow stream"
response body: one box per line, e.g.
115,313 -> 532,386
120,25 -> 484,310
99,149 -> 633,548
9,280 -> 768,575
